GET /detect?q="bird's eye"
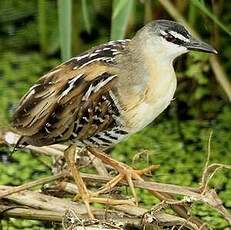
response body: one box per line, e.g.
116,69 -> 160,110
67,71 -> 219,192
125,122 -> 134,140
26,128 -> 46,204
165,34 -> 175,42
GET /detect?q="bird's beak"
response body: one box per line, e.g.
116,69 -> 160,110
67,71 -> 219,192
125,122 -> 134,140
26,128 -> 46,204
186,37 -> 218,54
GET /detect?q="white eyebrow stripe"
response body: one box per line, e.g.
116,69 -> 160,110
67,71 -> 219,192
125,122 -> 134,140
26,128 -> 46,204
169,31 -> 190,43
160,30 -> 167,36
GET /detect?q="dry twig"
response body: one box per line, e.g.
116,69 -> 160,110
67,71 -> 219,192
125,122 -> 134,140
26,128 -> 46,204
0,131 -> 230,229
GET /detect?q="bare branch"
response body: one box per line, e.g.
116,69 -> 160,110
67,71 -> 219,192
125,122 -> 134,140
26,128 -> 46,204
0,130 -> 230,228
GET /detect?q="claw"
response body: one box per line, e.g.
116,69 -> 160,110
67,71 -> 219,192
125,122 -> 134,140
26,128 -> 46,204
64,145 -> 139,219
87,147 -> 159,204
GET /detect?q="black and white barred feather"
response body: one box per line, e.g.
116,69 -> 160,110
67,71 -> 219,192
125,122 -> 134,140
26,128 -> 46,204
12,40 -> 130,148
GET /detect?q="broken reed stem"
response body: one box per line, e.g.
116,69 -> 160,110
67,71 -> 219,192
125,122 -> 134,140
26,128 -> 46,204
0,171 -> 198,202
0,171 -> 207,194
0,205 -> 62,222
1,170 -> 230,224
0,172 -> 68,199
149,191 -> 206,229
0,190 -> 201,229
1,133 -> 231,227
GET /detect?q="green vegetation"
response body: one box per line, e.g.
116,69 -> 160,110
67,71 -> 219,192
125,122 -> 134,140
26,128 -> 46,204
0,0 -> 230,229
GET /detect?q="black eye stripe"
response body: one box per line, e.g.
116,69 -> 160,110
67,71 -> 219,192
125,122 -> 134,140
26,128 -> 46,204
173,38 -> 185,45
160,32 -> 186,45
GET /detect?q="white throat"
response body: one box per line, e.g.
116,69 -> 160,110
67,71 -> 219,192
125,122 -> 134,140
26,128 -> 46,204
144,35 -> 188,63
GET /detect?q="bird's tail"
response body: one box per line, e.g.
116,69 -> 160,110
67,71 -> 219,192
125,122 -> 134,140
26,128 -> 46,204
12,135 -> 27,152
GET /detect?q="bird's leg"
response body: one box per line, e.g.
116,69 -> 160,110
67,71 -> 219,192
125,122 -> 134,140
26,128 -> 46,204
64,144 -> 95,219
87,147 -> 159,204
64,144 -> 136,219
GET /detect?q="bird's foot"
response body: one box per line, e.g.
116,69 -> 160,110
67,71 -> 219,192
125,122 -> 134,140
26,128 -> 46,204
65,144 -> 136,219
98,163 -> 159,204
87,147 -> 159,204
64,144 -> 96,218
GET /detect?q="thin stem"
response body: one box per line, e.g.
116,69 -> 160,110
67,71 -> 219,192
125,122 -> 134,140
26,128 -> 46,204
0,172 -> 68,199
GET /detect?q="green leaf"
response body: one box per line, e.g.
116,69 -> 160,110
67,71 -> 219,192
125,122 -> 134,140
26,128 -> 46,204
58,0 -> 72,61
38,0 -> 47,54
81,0 -> 91,34
110,0 -> 133,40
191,0 -> 231,36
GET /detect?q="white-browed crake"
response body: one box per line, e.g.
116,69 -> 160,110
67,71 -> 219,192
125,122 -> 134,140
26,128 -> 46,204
12,20 -> 217,218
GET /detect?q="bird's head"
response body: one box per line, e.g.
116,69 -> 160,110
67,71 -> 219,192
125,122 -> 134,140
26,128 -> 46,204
136,20 -> 217,61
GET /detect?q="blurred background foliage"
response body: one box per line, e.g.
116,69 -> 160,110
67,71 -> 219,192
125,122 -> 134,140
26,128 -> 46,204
0,0 -> 230,229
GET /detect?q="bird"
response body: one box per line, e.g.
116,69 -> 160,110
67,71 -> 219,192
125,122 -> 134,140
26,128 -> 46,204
11,20 -> 217,218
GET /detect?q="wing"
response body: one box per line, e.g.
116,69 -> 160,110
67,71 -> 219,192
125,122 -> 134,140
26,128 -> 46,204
12,40 -> 130,146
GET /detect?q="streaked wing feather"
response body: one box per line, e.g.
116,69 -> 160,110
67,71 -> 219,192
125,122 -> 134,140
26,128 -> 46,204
12,40 -> 130,146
